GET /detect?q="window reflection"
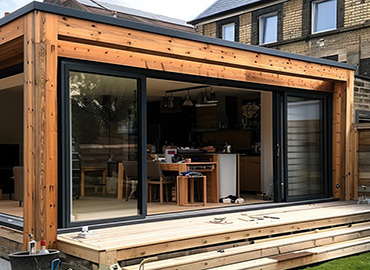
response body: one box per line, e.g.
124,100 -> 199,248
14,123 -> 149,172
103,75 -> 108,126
70,72 -> 139,222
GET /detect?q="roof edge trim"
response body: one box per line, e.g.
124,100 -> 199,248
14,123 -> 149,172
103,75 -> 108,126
0,1 -> 355,71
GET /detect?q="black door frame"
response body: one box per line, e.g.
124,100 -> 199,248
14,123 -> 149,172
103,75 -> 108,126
58,59 -> 147,228
274,90 -> 333,202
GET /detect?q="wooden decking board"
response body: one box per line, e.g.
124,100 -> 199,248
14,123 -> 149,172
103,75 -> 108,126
206,237 -> 370,270
122,222 -> 370,270
57,202 -> 370,266
61,203 -> 369,248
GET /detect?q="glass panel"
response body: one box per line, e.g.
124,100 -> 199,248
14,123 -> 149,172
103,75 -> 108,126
313,0 -> 336,33
70,71 -> 139,222
260,15 -> 277,44
287,96 -> 324,198
222,23 -> 235,41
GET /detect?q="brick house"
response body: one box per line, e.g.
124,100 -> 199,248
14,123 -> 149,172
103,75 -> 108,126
189,0 -> 370,122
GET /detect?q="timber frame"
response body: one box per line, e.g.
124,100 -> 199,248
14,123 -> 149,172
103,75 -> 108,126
0,1 -> 355,249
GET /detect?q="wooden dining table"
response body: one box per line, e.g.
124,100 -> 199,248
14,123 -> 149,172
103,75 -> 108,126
160,162 -> 219,203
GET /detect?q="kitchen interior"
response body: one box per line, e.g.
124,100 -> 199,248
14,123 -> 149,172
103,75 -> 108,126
146,78 -> 274,214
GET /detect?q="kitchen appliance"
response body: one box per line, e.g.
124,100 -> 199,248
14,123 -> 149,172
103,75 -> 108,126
165,149 -> 177,163
223,143 -> 232,153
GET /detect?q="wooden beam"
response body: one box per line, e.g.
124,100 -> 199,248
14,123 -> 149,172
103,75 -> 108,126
23,11 -> 58,250
23,11 -> 36,250
57,16 -> 349,83
333,82 -> 346,199
345,71 -> 355,200
0,73 -> 23,91
353,126 -> 359,199
0,17 -> 24,46
58,40 -> 334,92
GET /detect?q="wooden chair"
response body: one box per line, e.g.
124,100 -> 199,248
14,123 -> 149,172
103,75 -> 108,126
121,161 -> 138,201
147,161 -> 174,204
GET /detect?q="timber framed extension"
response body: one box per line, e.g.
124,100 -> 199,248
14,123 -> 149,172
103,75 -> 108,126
0,1 -> 356,255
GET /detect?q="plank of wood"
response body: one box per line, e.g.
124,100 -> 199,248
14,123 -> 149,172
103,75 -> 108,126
23,11 -> 59,249
122,223 -> 370,270
23,12 -> 36,250
0,17 -> 24,46
57,40 -> 333,92
57,16 -> 349,82
42,12 -> 59,249
345,72 -> 355,200
333,82 -> 346,199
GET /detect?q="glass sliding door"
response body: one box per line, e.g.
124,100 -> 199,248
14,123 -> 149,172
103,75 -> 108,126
275,92 -> 330,202
60,61 -> 146,227
286,96 -> 324,198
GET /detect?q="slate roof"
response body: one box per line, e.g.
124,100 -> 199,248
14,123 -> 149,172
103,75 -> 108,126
189,0 -> 264,24
44,0 -> 195,33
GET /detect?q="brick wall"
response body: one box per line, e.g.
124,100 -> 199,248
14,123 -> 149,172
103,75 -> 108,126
344,0 -> 370,27
283,0 -> 303,40
203,22 -> 217,38
354,77 -> 370,112
0,237 -> 22,259
239,13 -> 252,44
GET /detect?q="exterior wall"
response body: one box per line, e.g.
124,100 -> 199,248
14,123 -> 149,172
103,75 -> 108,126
239,13 -> 251,44
344,0 -> 370,27
203,22 -> 217,38
283,0 -> 303,40
354,77 -> 370,112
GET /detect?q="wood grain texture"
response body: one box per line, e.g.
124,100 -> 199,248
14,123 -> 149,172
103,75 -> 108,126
0,17 -> 24,46
57,16 -> 349,82
57,40 -> 333,92
23,11 -> 58,250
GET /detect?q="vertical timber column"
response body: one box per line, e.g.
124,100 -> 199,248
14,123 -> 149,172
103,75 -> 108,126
345,71 -> 355,200
333,82 -> 346,200
23,11 -> 58,249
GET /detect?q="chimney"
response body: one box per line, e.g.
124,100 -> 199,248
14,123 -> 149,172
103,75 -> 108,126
4,12 -> 10,16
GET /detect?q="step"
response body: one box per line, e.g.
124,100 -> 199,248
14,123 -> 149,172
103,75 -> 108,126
207,236 -> 370,270
122,222 -> 370,270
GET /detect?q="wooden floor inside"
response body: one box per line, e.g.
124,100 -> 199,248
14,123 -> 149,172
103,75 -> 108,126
57,201 -> 370,269
0,195 -> 268,221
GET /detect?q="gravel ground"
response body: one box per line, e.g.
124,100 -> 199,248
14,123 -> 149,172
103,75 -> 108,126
0,257 -> 11,270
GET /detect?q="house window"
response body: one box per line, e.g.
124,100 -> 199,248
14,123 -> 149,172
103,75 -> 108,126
312,0 -> 337,33
259,13 -> 278,44
222,23 -> 235,41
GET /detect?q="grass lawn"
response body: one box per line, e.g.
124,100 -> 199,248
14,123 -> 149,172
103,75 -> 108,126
300,252 -> 370,269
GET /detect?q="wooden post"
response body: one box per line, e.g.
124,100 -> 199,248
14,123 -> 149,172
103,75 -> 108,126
333,82 -> 346,200
23,11 -> 58,249
345,71 -> 355,200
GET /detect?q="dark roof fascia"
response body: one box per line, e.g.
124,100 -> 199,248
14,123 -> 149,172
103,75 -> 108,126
0,1 -> 355,71
188,0 -> 270,25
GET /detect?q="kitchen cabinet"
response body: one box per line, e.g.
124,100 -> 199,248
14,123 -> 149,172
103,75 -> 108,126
240,156 -> 261,192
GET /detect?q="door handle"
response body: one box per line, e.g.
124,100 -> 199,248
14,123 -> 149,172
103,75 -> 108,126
276,144 -> 280,158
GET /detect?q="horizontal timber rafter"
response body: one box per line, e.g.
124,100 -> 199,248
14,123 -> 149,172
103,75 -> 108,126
58,40 -> 333,92
57,16 -> 348,83
0,17 -> 24,46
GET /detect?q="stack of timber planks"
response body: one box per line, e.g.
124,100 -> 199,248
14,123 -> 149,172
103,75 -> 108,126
119,202 -> 370,270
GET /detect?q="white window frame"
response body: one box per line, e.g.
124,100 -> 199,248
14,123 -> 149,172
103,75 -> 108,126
259,12 -> 278,45
222,23 -> 235,41
312,0 -> 337,34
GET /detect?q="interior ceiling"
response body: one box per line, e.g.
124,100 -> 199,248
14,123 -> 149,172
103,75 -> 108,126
147,78 -> 260,102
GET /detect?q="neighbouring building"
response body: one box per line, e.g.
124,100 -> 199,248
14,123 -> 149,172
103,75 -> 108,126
189,0 -> 370,123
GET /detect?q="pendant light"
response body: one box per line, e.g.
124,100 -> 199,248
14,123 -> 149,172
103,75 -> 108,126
183,89 -> 194,106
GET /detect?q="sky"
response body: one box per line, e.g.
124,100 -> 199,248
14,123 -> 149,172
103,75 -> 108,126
0,0 -> 216,21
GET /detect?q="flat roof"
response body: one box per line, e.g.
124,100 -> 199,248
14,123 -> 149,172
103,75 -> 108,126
0,1 -> 355,71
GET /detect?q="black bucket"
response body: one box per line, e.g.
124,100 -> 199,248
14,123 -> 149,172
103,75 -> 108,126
9,249 -> 60,270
